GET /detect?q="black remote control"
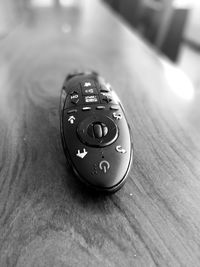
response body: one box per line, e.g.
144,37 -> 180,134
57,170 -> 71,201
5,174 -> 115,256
60,71 -> 133,193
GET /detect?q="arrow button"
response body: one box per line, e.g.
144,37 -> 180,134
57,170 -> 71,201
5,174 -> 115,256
113,112 -> 122,120
76,148 -> 88,159
116,145 -> 126,154
68,115 -> 76,124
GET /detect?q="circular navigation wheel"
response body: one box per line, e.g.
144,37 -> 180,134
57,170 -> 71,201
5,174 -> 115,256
77,115 -> 118,147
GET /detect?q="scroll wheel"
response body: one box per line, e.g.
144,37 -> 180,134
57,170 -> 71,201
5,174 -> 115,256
88,122 -> 108,139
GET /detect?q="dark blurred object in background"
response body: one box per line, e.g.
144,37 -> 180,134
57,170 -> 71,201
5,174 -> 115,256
103,0 -> 191,61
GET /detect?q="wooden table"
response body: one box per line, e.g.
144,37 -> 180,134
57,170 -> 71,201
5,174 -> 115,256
1,0 -> 200,266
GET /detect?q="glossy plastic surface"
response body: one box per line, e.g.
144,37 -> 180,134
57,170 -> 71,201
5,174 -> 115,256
60,72 -> 133,193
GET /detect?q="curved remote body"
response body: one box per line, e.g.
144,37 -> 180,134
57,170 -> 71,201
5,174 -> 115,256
60,71 -> 133,193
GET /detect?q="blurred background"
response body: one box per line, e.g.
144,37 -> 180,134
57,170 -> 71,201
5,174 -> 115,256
0,0 -> 199,92
103,0 -> 200,92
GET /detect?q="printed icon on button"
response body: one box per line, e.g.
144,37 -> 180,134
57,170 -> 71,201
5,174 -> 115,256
68,115 -> 75,124
99,160 -> 110,173
76,148 -> 88,159
70,94 -> 78,99
113,112 -> 122,120
116,145 -> 126,154
85,88 -> 94,94
85,95 -> 98,103
84,82 -> 92,87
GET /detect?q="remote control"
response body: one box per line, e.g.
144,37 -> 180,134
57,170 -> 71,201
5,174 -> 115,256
60,71 -> 133,193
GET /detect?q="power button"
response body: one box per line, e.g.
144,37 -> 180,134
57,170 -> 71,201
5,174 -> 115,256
99,160 -> 110,173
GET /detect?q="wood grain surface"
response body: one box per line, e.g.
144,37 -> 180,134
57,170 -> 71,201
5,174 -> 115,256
1,0 -> 200,266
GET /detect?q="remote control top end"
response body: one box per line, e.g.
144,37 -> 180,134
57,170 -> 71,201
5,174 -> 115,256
60,71 -> 133,193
